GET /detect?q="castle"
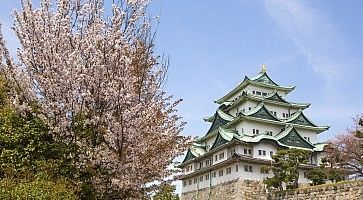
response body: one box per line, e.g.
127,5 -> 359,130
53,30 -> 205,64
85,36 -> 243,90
178,66 -> 329,194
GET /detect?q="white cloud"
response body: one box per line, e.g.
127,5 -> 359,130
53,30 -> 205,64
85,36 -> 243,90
264,0 -> 344,87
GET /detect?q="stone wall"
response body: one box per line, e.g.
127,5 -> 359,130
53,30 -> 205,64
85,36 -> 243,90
181,178 -> 267,200
181,179 -> 363,200
268,180 -> 363,200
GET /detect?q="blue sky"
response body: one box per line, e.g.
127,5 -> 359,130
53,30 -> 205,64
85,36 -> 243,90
1,0 -> 362,141
148,0 -> 363,142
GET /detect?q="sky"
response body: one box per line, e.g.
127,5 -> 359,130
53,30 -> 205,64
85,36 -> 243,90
1,0 -> 363,195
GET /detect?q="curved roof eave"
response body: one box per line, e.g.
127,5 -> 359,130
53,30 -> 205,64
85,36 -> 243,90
215,76 -> 295,104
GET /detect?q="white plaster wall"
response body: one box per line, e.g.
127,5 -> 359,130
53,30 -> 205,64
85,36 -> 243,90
244,85 -> 287,97
236,120 -> 284,136
229,101 -> 258,116
264,103 -> 299,119
181,163 -> 313,193
184,163 -> 195,175
298,169 -> 311,184
295,128 -> 318,144
316,152 -> 326,165
213,149 -> 228,164
253,142 -> 277,160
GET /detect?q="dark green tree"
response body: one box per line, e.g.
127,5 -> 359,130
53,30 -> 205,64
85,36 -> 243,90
307,167 -> 327,185
263,149 -> 310,190
153,183 -> 180,200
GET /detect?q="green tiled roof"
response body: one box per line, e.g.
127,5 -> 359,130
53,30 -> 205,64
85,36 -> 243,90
250,72 -> 279,86
215,72 -> 295,104
242,103 -> 281,121
206,109 -> 234,135
284,110 -> 329,129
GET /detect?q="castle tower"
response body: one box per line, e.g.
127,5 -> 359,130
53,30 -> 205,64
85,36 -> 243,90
178,66 -> 329,194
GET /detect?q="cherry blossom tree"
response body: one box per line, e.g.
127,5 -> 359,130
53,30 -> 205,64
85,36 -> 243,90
0,0 -> 190,198
326,115 -> 363,177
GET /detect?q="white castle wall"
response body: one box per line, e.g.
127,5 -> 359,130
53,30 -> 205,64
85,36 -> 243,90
235,120 -> 283,137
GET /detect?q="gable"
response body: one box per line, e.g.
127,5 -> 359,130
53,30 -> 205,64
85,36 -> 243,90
206,112 -> 230,135
278,128 -> 314,149
182,149 -> 196,163
250,106 -> 280,121
266,93 -> 288,103
290,113 -> 316,127
210,133 -> 229,150
253,73 -> 278,86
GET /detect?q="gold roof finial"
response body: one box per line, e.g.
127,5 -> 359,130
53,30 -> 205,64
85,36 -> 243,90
261,64 -> 267,73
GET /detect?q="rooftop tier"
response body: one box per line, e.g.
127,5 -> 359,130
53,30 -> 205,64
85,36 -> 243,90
215,70 -> 295,104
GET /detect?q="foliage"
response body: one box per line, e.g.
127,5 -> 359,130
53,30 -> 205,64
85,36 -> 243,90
325,115 -> 363,177
0,0 -> 190,198
152,183 -> 179,200
307,167 -> 327,185
263,149 -> 310,190
0,78 -> 82,198
0,178 -> 77,200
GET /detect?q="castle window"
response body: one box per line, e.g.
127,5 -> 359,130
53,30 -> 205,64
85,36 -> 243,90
258,150 -> 266,156
273,111 -> 277,116
256,91 -> 261,95
230,148 -> 236,155
219,152 -> 225,159
206,174 -> 210,180
304,137 -> 311,142
270,151 -> 273,156
248,149 -> 252,155
219,170 -> 224,177
194,178 -> 197,184
212,172 -> 216,178
253,91 -> 256,94
235,165 -> 239,172
199,176 -> 203,182
249,107 -> 251,111
227,167 -> 232,174
183,181 -> 187,186
253,129 -> 255,134
262,92 -> 267,96
304,172 -> 308,178
215,155 -> 218,162
244,165 -> 253,172
256,129 -> 259,134
189,180 -> 192,185
283,113 -> 285,118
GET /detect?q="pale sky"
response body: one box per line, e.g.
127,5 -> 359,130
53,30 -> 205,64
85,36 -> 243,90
1,0 -> 363,195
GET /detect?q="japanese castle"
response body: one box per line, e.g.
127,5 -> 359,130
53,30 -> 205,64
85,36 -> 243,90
178,66 -> 329,193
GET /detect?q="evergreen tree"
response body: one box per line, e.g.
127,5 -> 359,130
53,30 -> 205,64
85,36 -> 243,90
263,149 -> 310,190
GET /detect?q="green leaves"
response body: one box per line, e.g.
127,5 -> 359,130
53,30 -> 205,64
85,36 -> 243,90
264,149 -> 310,190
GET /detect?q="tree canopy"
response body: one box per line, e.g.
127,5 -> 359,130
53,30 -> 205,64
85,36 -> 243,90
0,0 -> 190,198
263,149 -> 310,190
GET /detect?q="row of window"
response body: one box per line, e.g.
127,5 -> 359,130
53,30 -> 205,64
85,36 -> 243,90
252,90 -> 268,96
193,148 -> 273,172
282,113 -> 290,118
258,150 -> 274,157
183,165 -> 273,186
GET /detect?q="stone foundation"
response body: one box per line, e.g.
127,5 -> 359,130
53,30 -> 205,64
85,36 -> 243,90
181,179 -> 363,200
268,180 -> 363,200
181,178 -> 267,200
